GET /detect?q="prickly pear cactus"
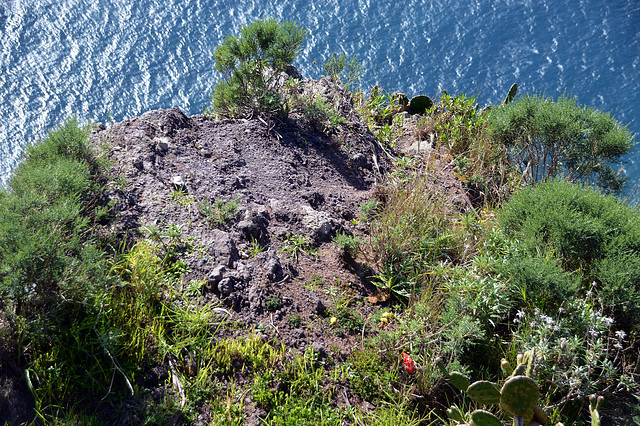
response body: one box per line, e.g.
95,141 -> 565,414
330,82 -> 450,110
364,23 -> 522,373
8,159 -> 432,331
393,92 -> 409,107
449,370 -> 471,391
470,410 -> 502,426
447,405 -> 464,422
500,375 -> 539,424
467,380 -> 501,405
589,394 -> 603,426
435,357 -> 448,377
408,95 -> 433,114
500,358 -> 513,377
503,83 -> 518,104
440,352 -> 547,426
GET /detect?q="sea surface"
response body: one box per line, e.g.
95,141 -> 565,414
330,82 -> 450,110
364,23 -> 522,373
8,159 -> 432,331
1,0 -> 639,186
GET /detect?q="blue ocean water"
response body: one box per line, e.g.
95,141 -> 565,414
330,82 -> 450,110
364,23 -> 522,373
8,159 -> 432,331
1,0 -> 639,185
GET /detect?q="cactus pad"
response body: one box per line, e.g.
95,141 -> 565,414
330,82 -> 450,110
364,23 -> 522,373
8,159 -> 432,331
449,371 -> 471,391
470,409 -> 502,426
500,358 -> 512,377
500,375 -> 539,417
511,363 -> 526,377
446,406 -> 464,422
467,380 -> 501,405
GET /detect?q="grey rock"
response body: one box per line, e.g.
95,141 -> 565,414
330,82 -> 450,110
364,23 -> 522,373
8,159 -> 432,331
218,278 -> 235,297
208,265 -> 226,285
208,230 -> 239,268
313,297 -> 327,316
171,175 -> 185,190
265,255 -> 283,281
311,342 -> 327,359
301,204 -> 336,242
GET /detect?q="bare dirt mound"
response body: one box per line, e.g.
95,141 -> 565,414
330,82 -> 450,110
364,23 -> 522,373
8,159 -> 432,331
91,78 -> 388,363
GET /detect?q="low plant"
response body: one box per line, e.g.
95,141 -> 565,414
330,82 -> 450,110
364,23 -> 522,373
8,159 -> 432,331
266,295 -> 283,312
300,96 -> 347,133
287,314 -> 303,328
506,296 -> 635,421
246,236 -> 267,258
357,199 -> 380,222
332,231 -> 362,258
278,234 -> 317,263
198,197 -> 240,229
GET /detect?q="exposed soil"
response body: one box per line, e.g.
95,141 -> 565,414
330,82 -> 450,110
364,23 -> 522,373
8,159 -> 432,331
93,78 -> 389,353
1,77 -> 471,424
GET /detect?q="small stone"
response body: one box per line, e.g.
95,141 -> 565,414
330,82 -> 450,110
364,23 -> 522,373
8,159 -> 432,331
171,175 -> 185,190
208,265 -> 225,285
133,158 -> 144,170
314,298 -> 327,316
311,342 -> 327,359
218,277 -> 235,297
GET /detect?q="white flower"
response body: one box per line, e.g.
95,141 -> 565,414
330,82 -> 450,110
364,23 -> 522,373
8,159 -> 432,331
615,330 -> 627,340
614,342 -> 623,350
516,310 -> 525,319
540,314 -> 555,327
602,317 -> 614,326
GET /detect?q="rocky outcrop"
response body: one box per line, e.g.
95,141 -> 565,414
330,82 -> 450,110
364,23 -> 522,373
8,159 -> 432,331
91,78 -> 386,344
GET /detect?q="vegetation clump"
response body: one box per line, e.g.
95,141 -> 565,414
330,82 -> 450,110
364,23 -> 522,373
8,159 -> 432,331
487,93 -> 636,192
206,18 -> 307,118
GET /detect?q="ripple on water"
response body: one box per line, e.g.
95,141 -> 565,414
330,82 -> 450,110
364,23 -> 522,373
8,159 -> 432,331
0,0 -> 638,185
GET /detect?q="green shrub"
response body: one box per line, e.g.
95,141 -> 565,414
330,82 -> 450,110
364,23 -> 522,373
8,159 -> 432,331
487,94 -> 635,192
0,119 -> 107,318
207,17 -> 307,118
496,254 -> 579,311
0,119 -> 120,409
498,180 -> 640,325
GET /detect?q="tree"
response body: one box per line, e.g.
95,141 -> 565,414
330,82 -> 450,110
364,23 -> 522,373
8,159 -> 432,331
207,18 -> 307,118
487,94 -> 636,192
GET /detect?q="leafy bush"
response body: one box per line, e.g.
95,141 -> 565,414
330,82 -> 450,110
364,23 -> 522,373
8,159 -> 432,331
509,297 -> 634,422
207,18 -> 307,118
498,179 -> 640,326
487,94 -> 636,192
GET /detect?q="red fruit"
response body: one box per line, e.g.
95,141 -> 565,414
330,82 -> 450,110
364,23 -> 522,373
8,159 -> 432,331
402,352 -> 416,374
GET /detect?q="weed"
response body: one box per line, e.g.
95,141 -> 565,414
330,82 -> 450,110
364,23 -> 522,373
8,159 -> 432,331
287,314 -> 303,328
323,52 -> 364,91
328,305 -> 365,336
198,197 -> 240,229
358,199 -> 380,222
299,96 -> 347,133
266,295 -> 283,312
278,234 -> 317,263
332,231 -> 362,258
246,236 -> 267,258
